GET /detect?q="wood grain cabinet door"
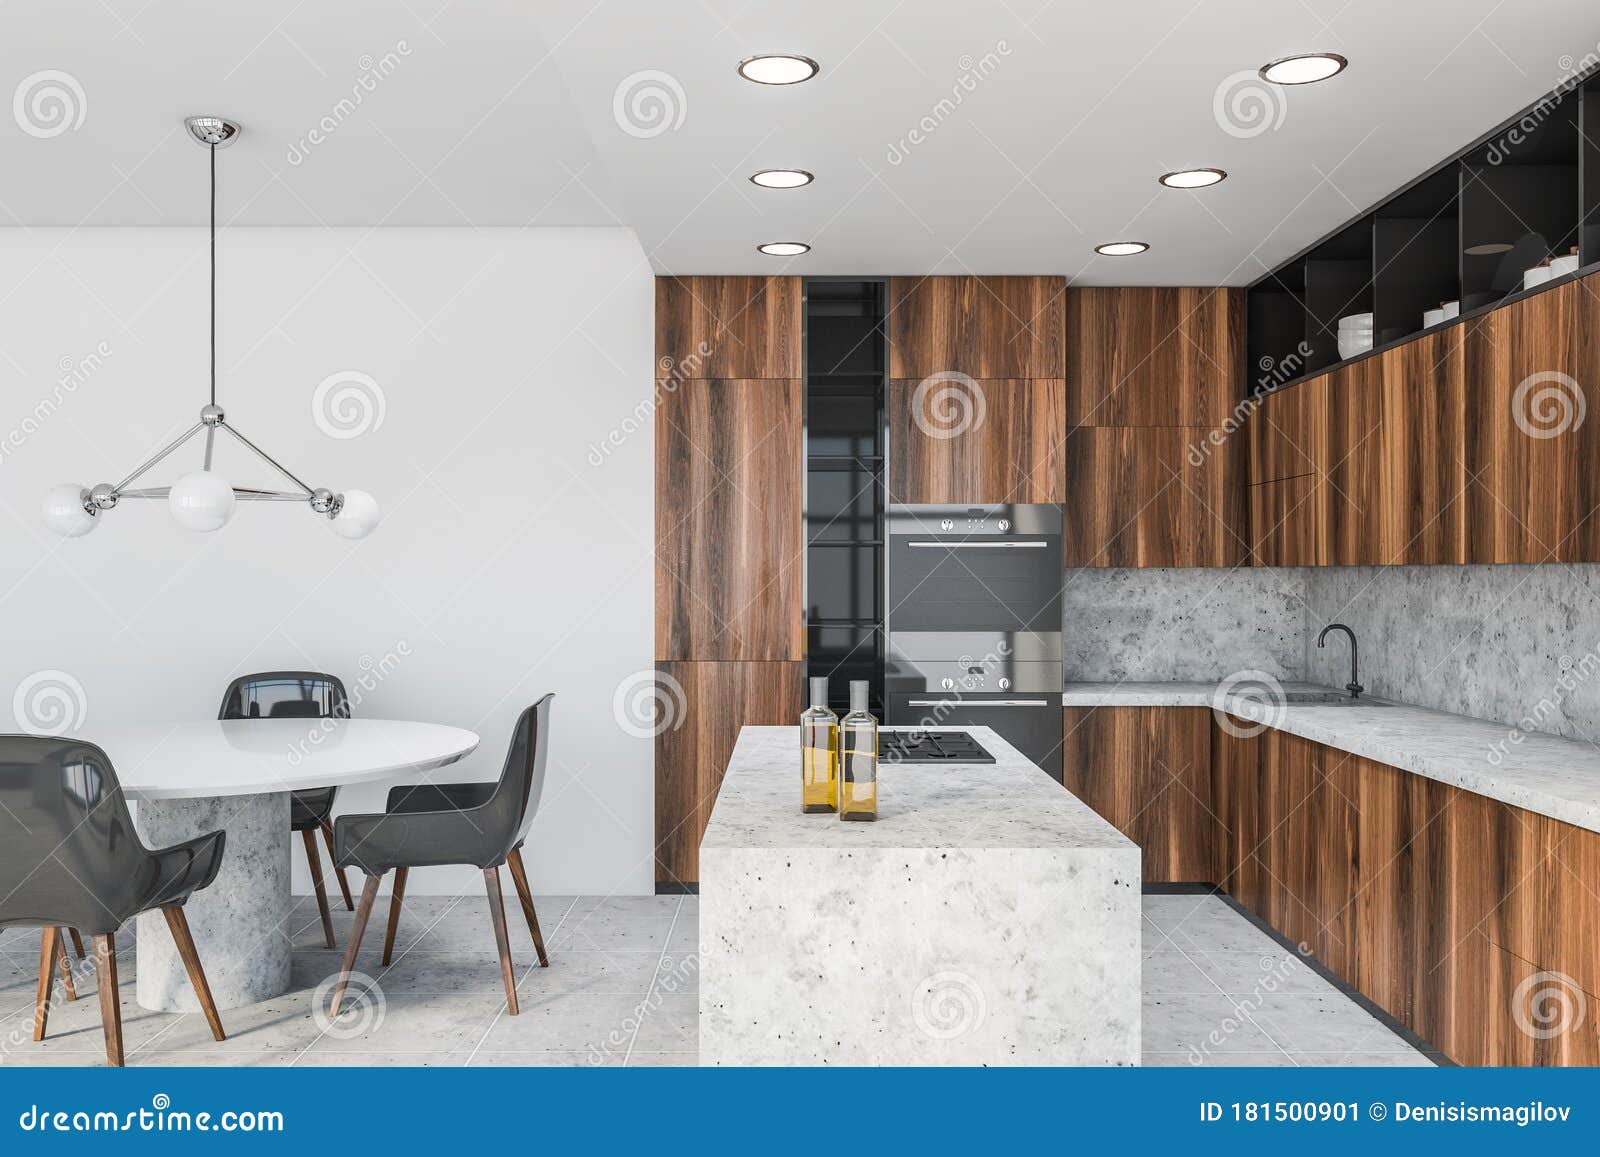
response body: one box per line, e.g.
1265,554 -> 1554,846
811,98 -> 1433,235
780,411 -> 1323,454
1065,287 -> 1243,426
1375,330 -> 1468,565
1061,705 -> 1216,883
1063,426 -> 1245,567
656,276 -> 802,379
887,276 -> 1066,379
656,379 -> 802,661
655,661 -> 803,888
888,377 -> 1065,503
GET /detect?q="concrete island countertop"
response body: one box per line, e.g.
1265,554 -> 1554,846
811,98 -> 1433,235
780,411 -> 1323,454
1063,681 -> 1600,834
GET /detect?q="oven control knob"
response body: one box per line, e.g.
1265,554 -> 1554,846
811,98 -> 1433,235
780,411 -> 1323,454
939,519 -> 954,531
998,677 -> 1012,690
940,677 -> 955,690
997,518 -> 1011,532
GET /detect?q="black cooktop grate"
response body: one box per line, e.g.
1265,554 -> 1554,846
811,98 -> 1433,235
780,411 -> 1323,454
880,729 -> 995,764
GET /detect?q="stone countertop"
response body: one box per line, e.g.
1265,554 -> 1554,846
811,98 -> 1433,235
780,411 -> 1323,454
701,724 -> 1136,853
1063,681 -> 1600,834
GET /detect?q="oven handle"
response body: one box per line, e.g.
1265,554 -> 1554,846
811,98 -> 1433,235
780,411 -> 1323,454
905,698 -> 1052,707
905,540 -> 1049,548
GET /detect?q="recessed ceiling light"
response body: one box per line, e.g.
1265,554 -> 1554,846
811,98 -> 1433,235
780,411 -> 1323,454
1159,168 -> 1227,189
750,168 -> 814,189
1259,53 -> 1348,85
758,241 -> 810,256
738,55 -> 819,85
1095,241 -> 1149,256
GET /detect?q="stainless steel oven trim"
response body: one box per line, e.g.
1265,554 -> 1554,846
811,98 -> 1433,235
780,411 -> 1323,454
905,698 -> 1053,708
905,540 -> 1050,548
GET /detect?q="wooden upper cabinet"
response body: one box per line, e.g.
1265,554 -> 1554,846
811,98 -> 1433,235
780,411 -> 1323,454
1375,329 -> 1468,565
656,276 -> 802,379
887,276 -> 1065,379
1063,425 -> 1244,567
888,378 -> 1065,504
1249,376 -> 1326,485
656,379 -> 802,661
1066,287 -> 1244,426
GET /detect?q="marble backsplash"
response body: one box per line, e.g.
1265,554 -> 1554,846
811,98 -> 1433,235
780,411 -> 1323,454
1063,567 -> 1306,682
1301,564 -> 1600,744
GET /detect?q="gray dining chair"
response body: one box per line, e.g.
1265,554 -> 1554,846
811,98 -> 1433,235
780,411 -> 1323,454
328,694 -> 553,1017
0,735 -> 228,1066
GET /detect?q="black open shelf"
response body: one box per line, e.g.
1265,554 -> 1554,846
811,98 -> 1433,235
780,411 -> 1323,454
805,278 -> 887,716
1248,65 -> 1600,397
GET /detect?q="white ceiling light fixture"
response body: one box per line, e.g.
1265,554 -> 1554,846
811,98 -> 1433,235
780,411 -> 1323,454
757,241 -> 810,256
738,55 -> 820,85
1159,167 -> 1228,189
1259,53 -> 1348,85
1095,241 -> 1150,256
42,117 -> 380,541
749,168 -> 814,188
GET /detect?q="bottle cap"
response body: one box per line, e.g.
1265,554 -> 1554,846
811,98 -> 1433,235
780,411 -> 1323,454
808,676 -> 829,709
849,680 -> 870,713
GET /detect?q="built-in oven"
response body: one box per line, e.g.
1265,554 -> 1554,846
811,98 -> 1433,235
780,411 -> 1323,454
884,504 -> 1064,780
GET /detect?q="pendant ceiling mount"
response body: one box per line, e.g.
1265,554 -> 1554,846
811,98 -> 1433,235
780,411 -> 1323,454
42,116 -> 379,541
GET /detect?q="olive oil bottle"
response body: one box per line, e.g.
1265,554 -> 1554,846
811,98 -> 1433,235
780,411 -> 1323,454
838,680 -> 878,821
800,677 -> 838,813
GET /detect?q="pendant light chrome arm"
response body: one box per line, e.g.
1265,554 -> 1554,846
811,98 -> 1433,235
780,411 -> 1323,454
111,422 -> 206,495
218,422 -> 316,497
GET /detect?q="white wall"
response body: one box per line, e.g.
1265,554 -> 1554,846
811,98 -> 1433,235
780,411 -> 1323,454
0,227 -> 655,896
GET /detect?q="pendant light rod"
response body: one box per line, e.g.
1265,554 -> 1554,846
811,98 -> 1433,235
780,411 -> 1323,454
210,141 -> 216,407
111,422 -> 205,494
219,423 -> 316,497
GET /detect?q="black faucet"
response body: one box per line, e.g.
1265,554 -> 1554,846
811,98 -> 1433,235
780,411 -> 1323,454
1317,623 -> 1364,699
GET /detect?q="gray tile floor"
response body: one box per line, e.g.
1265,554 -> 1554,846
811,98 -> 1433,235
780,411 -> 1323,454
0,892 -> 1430,1067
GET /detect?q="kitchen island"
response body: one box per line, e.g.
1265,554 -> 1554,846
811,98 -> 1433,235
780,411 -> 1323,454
698,725 -> 1140,1066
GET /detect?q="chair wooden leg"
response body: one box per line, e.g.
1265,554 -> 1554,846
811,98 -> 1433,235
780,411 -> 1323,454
163,907 -> 226,1042
68,928 -> 86,959
329,874 -> 381,1018
34,926 -> 59,1041
92,935 -> 123,1067
484,867 -> 519,1016
322,821 -> 355,911
301,827 -> 336,949
54,930 -> 78,1001
382,866 -> 408,966
506,849 -> 549,967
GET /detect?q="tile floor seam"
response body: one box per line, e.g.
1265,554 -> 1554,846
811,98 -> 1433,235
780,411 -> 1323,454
623,895 -> 683,1066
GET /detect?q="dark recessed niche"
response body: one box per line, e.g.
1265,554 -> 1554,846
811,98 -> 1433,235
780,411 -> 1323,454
1247,68 -> 1600,397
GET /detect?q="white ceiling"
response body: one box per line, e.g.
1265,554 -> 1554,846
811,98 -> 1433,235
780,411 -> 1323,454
5,0 -> 1599,283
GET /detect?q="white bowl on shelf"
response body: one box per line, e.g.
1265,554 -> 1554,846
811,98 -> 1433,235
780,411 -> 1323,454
1423,308 -> 1446,328
1550,253 -> 1580,278
1441,300 -> 1460,319
1337,330 -> 1374,360
1337,312 -> 1374,330
1524,265 -> 1553,290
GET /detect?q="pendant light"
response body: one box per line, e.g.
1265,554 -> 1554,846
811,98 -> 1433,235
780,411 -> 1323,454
42,117 -> 380,540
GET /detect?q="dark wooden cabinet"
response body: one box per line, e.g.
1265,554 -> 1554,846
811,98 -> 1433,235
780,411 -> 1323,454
887,276 -> 1065,380
655,378 -> 803,661
654,661 -> 802,888
1062,426 -> 1245,567
1375,329 -> 1468,564
1060,706 -> 1217,883
887,377 -> 1065,504
656,276 -> 802,379
1065,287 -> 1244,427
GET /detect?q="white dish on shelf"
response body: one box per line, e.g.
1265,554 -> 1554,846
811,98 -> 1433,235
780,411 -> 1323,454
1441,300 -> 1460,319
1423,308 -> 1445,327
1337,330 -> 1374,359
1337,311 -> 1374,330
1550,253 -> 1580,278
1524,265 -> 1553,290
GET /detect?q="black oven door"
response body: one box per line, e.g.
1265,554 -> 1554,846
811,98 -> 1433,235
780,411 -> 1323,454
886,504 -> 1061,636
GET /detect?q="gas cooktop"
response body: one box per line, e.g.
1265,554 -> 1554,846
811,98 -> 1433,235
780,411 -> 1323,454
880,729 -> 996,764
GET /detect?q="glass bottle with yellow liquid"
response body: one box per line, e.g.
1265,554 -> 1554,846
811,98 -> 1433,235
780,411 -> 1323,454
800,677 -> 838,813
838,680 -> 878,821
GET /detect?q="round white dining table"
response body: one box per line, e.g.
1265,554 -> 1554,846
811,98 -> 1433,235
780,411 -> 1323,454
98,718 -> 479,1013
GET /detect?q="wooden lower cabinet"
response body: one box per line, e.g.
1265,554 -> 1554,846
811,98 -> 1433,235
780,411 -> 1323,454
1083,707 -> 1600,1064
654,661 -> 802,888
1061,706 -> 1217,882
